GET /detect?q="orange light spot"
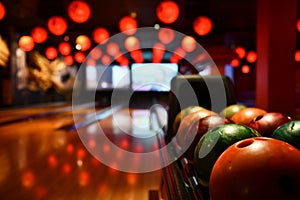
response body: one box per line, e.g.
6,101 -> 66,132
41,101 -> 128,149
193,16 -> 213,36
78,171 -> 90,187
18,36 -> 35,52
74,51 -> 86,63
64,55 -> 74,66
124,36 -> 140,51
62,163 -> 71,175
31,27 -> 48,44
230,58 -> 240,67
45,46 -> 58,60
181,36 -> 196,52
77,148 -> 86,159
234,46 -> 246,59
119,16 -> 137,35
241,65 -> 250,74
48,154 -> 58,168
90,47 -> 102,60
156,1 -> 180,24
68,0 -> 91,23
246,51 -> 257,63
158,28 -> 175,44
47,16 -> 68,36
295,50 -> 300,62
75,35 -> 91,51
92,27 -> 110,44
58,42 -> 71,55
0,2 -> 6,20
66,144 -> 74,154
22,171 -> 35,188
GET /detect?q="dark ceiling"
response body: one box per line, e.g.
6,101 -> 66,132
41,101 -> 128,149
0,0 -> 257,49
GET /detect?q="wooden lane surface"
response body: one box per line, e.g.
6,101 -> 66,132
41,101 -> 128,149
0,106 -> 162,200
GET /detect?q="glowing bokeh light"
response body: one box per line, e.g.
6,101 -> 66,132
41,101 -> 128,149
75,35 -> 91,51
241,65 -> 250,74
181,35 -> 196,52
18,36 -> 35,52
156,1 -> 180,24
31,27 -> 48,44
193,16 -> 213,36
47,16 -> 68,36
119,16 -> 138,35
58,41 -> 71,55
92,27 -> 110,44
246,51 -> 258,63
45,46 -> 58,60
68,0 -> 91,23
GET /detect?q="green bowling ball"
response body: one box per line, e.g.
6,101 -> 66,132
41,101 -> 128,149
219,104 -> 247,119
194,123 -> 261,187
271,120 -> 300,150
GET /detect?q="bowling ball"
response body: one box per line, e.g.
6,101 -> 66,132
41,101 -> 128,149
194,123 -> 260,187
210,137 -> 300,200
183,115 -> 231,161
248,112 -> 292,136
176,109 -> 218,147
231,107 -> 267,126
173,106 -> 206,135
219,104 -> 247,119
271,120 -> 300,150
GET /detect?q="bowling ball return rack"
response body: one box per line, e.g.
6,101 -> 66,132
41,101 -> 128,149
153,75 -> 236,200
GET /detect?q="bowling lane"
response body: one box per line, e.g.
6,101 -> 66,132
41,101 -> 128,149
0,105 -> 162,200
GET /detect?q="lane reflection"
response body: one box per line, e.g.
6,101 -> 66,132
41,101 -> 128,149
0,107 -> 161,200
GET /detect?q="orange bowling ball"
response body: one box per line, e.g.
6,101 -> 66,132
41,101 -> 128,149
231,107 -> 267,126
176,109 -> 218,147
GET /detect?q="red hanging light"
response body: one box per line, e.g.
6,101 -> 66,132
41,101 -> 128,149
90,47 -> 102,60
106,42 -> 120,57
130,50 -> 144,63
101,54 -> 111,65
230,58 -> 240,67
31,27 -> 48,44
45,46 -> 58,60
170,47 -> 185,63
152,42 -> 165,63
181,36 -> 196,53
156,1 -> 180,24
68,0 -> 91,23
58,42 -> 72,55
158,28 -> 175,44
234,46 -> 246,59
119,16 -> 138,35
297,19 -> 300,32
0,2 -> 5,20
241,65 -> 250,74
18,36 -> 35,52
115,55 -> 129,66
295,50 -> 300,62
86,58 -> 96,66
64,55 -> 74,66
193,16 -> 213,36
74,51 -> 86,63
124,36 -> 140,51
47,16 -> 68,36
92,27 -> 109,44
246,51 -> 258,63
75,35 -> 91,51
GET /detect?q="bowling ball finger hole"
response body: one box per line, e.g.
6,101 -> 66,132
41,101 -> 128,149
236,139 -> 254,148
254,115 -> 264,121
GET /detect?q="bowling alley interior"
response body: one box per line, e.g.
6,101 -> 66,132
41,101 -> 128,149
1,0 -> 300,199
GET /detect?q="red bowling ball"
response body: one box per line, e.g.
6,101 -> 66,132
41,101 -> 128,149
210,137 -> 300,200
248,112 -> 292,136
231,107 -> 267,126
183,115 -> 231,161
